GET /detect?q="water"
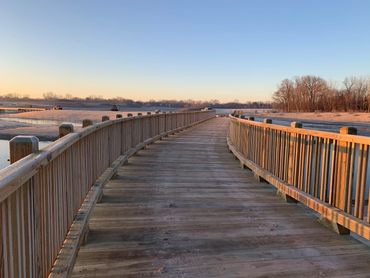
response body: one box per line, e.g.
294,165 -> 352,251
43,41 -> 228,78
0,110 -> 20,114
0,140 -> 51,169
215,108 -> 272,115
0,117 -> 82,126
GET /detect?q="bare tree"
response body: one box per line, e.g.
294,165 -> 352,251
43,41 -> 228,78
272,79 -> 295,112
272,75 -> 370,112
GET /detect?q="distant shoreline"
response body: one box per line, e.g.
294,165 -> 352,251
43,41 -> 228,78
257,111 -> 370,124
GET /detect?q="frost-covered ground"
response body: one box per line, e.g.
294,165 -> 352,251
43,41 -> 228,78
0,109 -> 152,140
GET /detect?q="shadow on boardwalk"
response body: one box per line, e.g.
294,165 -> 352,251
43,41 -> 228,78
72,118 -> 370,277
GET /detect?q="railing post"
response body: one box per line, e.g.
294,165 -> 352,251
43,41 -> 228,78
82,119 -> 93,127
320,122 -> 354,234
338,127 -> 357,211
278,121 -> 303,203
102,116 -> 110,122
262,119 -> 272,170
320,126 -> 357,235
8,135 -> 41,276
290,121 -> 302,128
59,123 -> 74,138
9,135 -> 39,163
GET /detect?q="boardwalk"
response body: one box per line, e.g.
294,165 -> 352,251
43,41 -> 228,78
72,118 -> 370,277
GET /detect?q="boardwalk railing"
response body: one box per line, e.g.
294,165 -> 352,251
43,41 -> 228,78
0,110 -> 215,278
228,115 -> 370,239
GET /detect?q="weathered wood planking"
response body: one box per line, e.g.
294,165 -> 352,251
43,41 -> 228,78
72,118 -> 370,277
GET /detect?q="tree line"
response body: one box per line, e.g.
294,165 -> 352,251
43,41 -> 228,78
0,93 -> 271,109
272,75 -> 370,112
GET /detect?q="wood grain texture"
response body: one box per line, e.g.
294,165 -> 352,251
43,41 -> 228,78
72,118 -> 370,278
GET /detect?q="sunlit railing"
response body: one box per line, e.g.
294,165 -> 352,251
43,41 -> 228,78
0,110 -> 215,278
228,114 -> 370,239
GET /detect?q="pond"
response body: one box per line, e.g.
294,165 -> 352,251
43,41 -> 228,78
0,117 -> 82,126
0,139 -> 51,169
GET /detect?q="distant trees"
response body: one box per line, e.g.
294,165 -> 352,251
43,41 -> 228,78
42,92 -> 59,100
273,75 -> 370,112
0,92 -> 272,109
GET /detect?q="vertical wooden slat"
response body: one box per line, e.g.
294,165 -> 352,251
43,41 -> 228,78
354,144 -> 369,219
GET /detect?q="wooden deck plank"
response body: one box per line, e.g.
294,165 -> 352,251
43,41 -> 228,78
72,118 -> 370,277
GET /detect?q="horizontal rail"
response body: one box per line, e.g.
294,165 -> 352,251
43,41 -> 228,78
228,115 -> 370,239
0,110 -> 215,278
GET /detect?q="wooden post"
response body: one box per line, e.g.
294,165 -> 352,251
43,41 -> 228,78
102,116 -> 110,122
59,123 -> 74,138
116,114 -> 123,118
8,135 -> 41,276
262,119 -> 272,170
291,121 -> 302,128
82,119 -> 93,127
9,136 -> 39,163
288,121 -> 303,183
340,126 -> 357,135
319,126 -> 357,235
279,121 -> 303,203
127,113 -> 133,117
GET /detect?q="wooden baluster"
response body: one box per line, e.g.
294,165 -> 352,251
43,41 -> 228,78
354,144 -> 368,219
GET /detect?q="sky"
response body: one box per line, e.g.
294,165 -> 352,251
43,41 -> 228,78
1,0 -> 370,102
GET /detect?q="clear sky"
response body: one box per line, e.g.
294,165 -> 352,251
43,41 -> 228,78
1,0 -> 370,102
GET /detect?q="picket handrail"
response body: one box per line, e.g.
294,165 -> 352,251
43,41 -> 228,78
0,110 -> 215,278
228,114 -> 370,239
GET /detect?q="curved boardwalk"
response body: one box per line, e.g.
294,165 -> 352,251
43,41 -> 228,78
72,118 -> 370,277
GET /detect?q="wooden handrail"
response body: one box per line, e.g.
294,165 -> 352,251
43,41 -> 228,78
231,116 -> 370,144
228,114 -> 370,239
0,110 -> 215,278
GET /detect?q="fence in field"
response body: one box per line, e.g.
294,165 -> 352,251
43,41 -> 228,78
0,110 -> 215,278
228,115 -> 370,239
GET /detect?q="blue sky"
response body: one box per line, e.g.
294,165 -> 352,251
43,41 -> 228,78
1,0 -> 370,101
